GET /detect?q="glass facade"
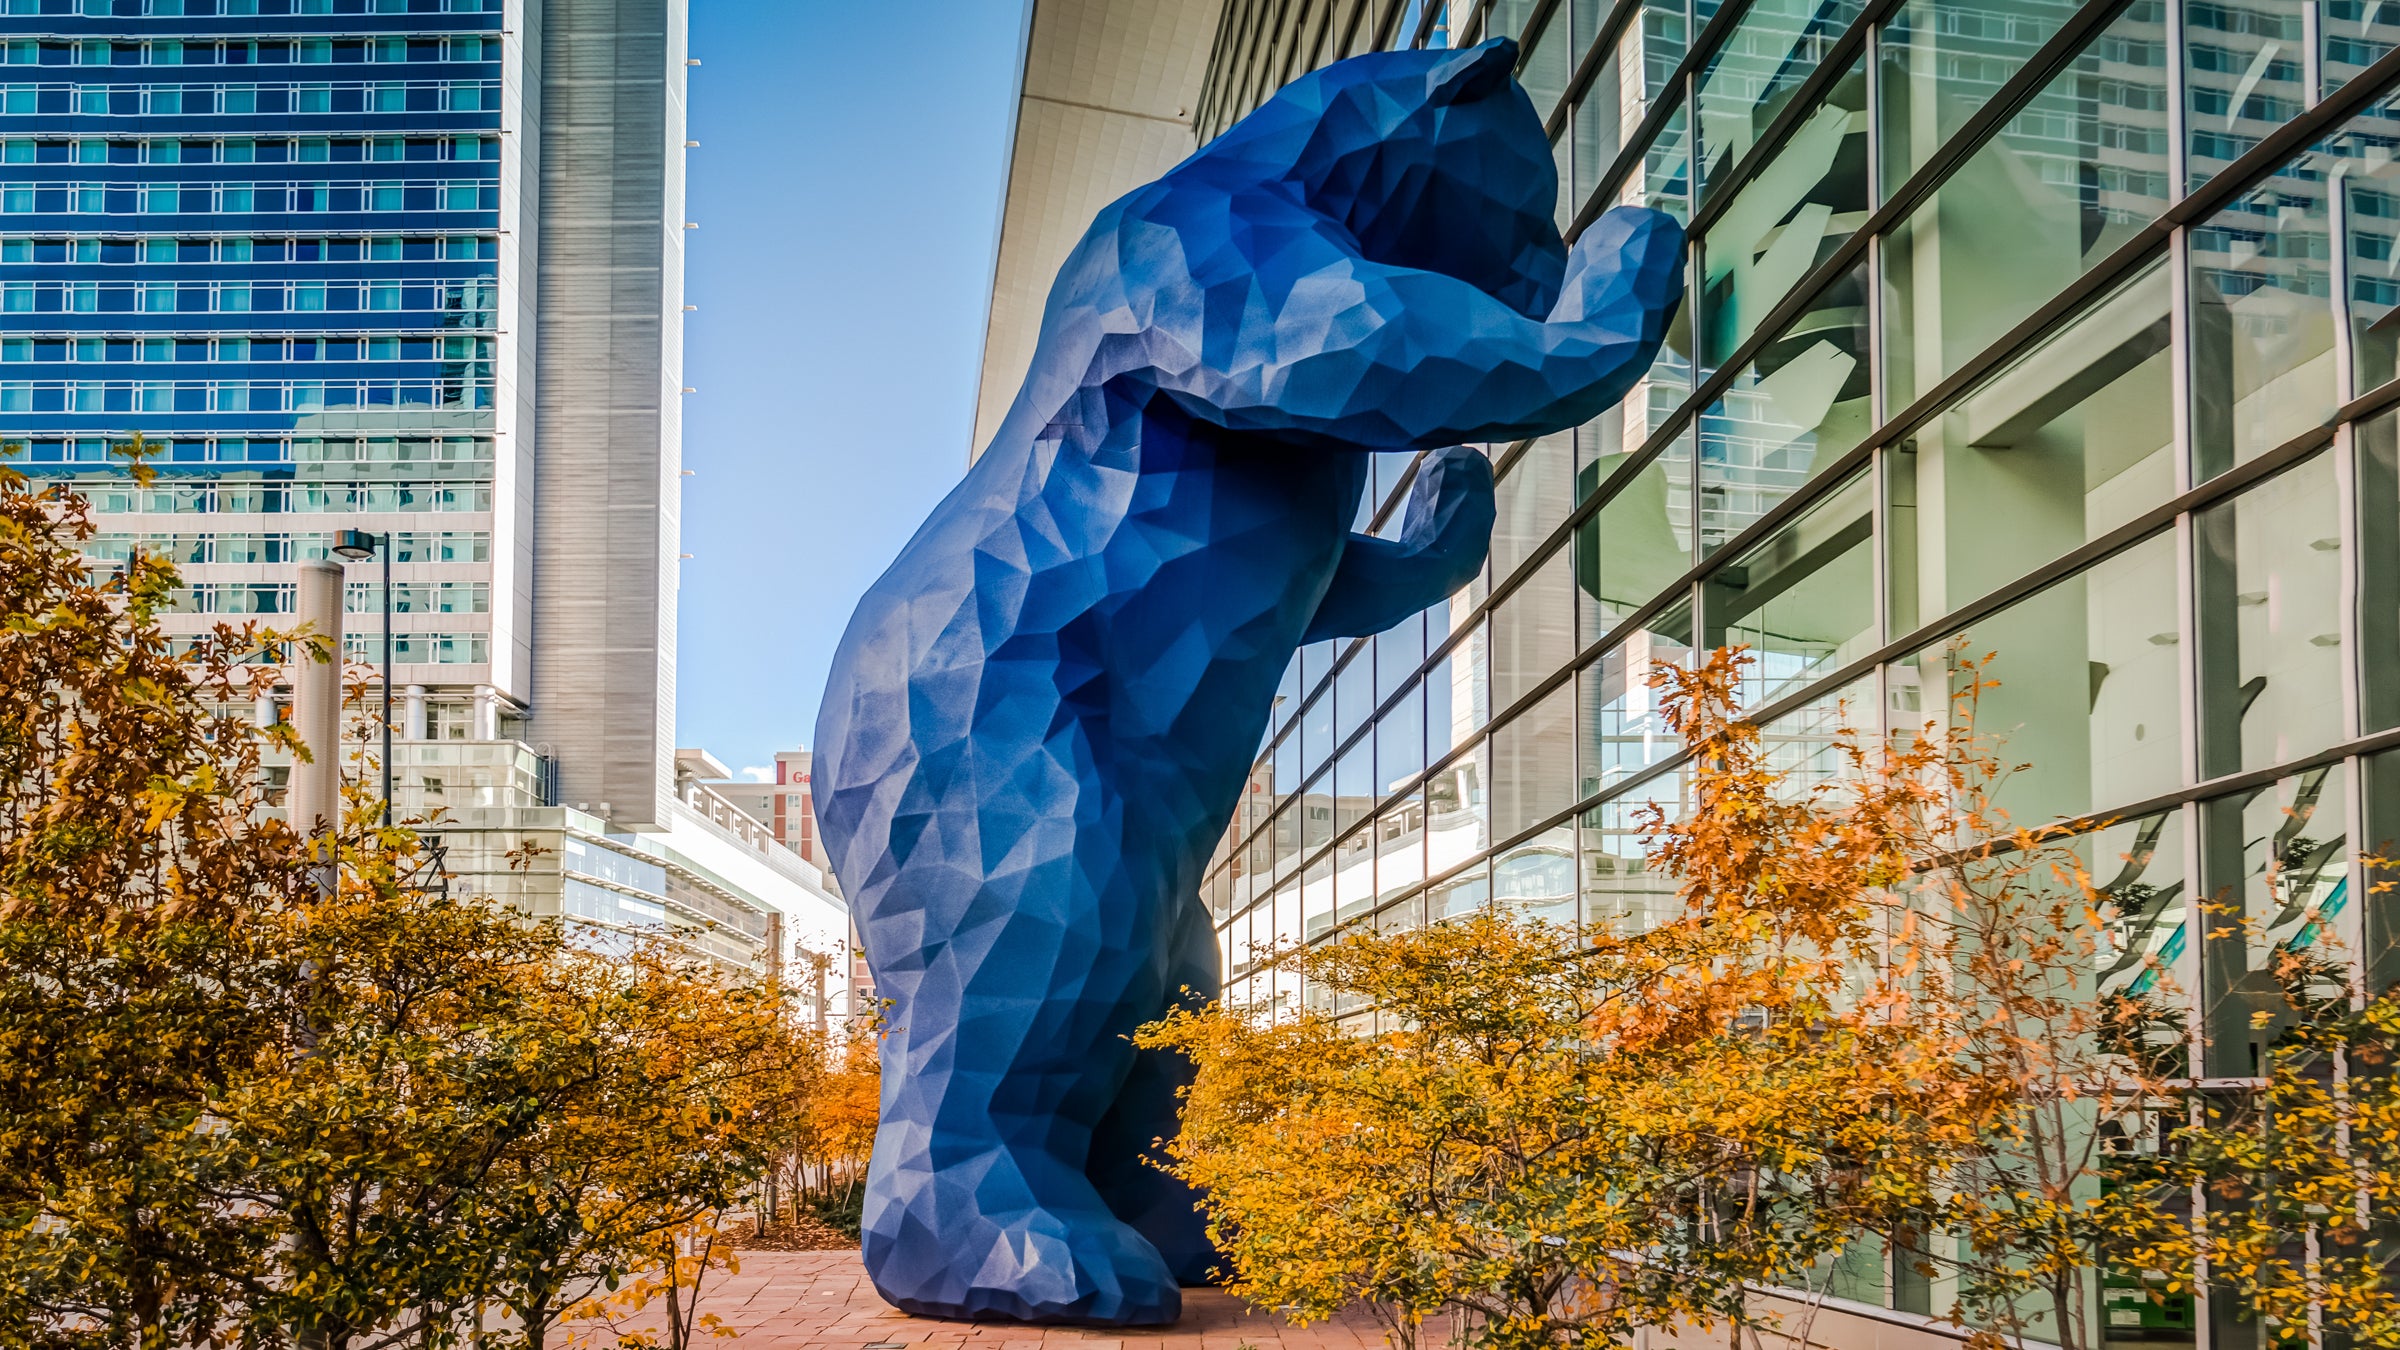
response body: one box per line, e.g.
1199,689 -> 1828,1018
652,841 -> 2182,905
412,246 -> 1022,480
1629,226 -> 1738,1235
1195,0 -> 2400,1336
0,0 -> 512,729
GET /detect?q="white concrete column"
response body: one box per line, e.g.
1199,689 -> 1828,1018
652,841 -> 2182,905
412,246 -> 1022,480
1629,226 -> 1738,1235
472,683 -> 499,740
288,561 -> 345,840
403,684 -> 429,741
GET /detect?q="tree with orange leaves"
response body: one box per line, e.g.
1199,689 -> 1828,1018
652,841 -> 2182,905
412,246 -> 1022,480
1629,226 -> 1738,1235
1142,645 -> 2215,1350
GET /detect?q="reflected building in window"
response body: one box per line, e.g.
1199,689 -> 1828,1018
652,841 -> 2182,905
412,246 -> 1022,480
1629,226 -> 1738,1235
0,0 -> 846,977
982,0 -> 2400,1341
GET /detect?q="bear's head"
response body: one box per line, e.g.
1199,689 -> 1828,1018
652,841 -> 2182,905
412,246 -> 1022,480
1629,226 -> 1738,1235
1201,38 -> 1566,319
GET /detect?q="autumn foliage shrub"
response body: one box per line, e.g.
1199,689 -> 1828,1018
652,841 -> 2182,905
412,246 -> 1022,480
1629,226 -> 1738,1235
0,460 -> 860,1350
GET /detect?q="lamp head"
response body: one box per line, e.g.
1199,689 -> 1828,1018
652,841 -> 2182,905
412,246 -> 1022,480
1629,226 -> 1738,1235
331,529 -> 380,561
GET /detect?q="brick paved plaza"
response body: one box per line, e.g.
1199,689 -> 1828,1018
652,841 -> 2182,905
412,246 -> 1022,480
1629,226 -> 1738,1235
565,1250 -> 1400,1350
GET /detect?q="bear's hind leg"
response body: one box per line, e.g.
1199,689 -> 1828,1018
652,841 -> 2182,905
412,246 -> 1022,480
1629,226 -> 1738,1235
1086,892 -> 1223,1285
859,868 -> 1183,1325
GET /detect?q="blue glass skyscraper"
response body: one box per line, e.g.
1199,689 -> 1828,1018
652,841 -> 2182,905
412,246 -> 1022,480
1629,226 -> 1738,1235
1,0 -> 693,837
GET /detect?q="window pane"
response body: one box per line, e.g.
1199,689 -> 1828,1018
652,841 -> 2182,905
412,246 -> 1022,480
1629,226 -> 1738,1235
1491,682 -> 1575,839
1704,470 -> 1875,709
1495,825 -> 1577,926
1876,0 -> 2091,201
1879,5 -> 2171,411
1574,0 -> 1689,198
1516,0 -> 1573,124
2184,0 -> 2307,195
1886,259 -> 2173,633
1492,431 -> 1573,582
2089,809 -> 2190,1011
1577,597 -> 1695,798
1613,97 -> 1695,222
1893,529 -> 2182,827
2200,766 -> 2350,1076
1578,430 -> 1695,639
1429,862 -> 1490,921
1694,0 -> 1864,204
1429,738 -> 1488,872
1326,817 -> 1377,939
1580,765 -> 1690,934
2361,410 -> 2400,732
2326,0 -> 2400,96
1759,674 -> 1874,792
1699,58 -> 1868,371
2366,748 -> 2400,992
1375,784 -> 1427,904
1700,262 -> 1871,550
1377,679 -> 1428,797
2190,157 -> 2336,479
1490,548 -> 1577,712
2196,452 -> 2345,777
1426,623 -> 1488,763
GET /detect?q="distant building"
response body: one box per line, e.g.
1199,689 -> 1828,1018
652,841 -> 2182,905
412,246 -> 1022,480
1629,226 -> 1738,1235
704,747 -> 874,1019
0,0 -> 848,984
710,748 -> 829,871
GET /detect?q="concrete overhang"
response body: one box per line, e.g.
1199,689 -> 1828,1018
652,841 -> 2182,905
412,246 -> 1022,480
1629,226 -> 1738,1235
969,0 -> 1228,460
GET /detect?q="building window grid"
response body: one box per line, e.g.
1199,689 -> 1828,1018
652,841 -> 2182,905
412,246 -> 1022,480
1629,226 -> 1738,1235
1212,0 -> 2400,1053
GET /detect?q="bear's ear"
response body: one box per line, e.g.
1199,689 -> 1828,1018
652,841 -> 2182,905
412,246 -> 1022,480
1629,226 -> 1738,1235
1428,37 -> 1518,107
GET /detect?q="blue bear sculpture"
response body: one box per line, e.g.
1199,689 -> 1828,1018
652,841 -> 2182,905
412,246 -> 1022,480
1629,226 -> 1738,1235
813,36 -> 1684,1328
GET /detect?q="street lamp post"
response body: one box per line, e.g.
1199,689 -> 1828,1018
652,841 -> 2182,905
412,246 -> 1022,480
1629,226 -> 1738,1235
330,529 -> 391,824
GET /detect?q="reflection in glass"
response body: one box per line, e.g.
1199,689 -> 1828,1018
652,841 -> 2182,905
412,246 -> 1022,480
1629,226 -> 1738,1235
1495,826 -> 1578,926
1430,863 -> 1490,922
1375,779 -> 1428,905
2366,749 -> 2400,992
2190,160 -> 2336,478
1575,0 -> 1691,199
2333,100 -> 2400,396
2361,411 -> 2400,732
1577,431 -> 1695,640
1580,767 -> 1691,935
1491,550 -> 1577,713
1334,638 -> 1375,744
1700,59 -> 1868,371
1876,0 -> 2087,201
1758,675 -> 1873,794
1879,5 -> 2170,411
2183,0 -> 2306,194
1492,432 -> 1573,582
2088,809 -> 2189,1008
1694,0 -> 1864,203
1611,98 -> 1695,222
1699,262 -> 1871,549
1426,613 -> 1488,766
1886,260 -> 2173,634
1492,681 -> 1576,840
1578,599 -> 1696,798
1426,738 -> 1488,880
2201,768 -> 2351,1077
1704,470 -> 1875,709
1322,817 -> 1377,940
2326,0 -> 2400,94
2196,452 -> 2345,778
1376,608 -> 1427,702
1376,679 -> 1427,798
1893,530 -> 2181,827
1516,0 -> 1574,124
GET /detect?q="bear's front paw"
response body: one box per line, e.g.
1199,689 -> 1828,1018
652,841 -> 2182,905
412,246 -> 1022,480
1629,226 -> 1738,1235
1554,205 -> 1686,329
1400,445 -> 1496,557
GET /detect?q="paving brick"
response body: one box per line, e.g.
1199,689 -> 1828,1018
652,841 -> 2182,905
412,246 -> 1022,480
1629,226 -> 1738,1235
558,1251 -> 1400,1350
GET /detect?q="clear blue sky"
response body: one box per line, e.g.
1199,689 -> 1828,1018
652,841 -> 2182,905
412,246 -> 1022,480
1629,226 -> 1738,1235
675,0 -> 1029,778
